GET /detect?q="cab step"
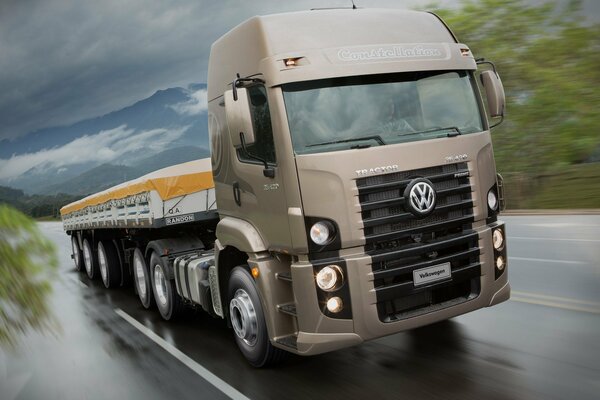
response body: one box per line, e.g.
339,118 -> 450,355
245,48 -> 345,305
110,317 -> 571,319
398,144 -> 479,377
275,334 -> 298,350
277,302 -> 297,316
275,271 -> 292,282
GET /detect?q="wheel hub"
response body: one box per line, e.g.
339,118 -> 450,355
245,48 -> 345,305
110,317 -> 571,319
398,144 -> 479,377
229,289 -> 258,346
83,245 -> 92,275
154,264 -> 168,306
99,249 -> 108,285
134,257 -> 147,299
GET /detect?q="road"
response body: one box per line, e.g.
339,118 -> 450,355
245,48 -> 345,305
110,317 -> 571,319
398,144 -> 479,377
1,216 -> 599,400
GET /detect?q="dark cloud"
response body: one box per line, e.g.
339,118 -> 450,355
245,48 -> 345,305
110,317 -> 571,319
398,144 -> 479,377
0,0 -> 596,141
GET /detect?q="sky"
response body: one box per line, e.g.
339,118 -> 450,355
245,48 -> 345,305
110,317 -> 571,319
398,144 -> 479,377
0,0 -> 598,144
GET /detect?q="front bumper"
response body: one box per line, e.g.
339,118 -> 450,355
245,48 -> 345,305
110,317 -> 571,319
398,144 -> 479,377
290,221 -> 510,355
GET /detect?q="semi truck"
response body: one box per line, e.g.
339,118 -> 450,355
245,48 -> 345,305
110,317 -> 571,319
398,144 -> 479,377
62,8 -> 510,367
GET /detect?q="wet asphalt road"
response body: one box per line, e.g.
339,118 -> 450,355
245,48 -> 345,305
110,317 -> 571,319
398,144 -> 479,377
1,216 -> 599,400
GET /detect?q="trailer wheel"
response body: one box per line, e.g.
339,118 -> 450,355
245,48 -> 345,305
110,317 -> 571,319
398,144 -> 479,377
228,266 -> 287,367
71,235 -> 84,272
82,238 -> 100,280
150,252 -> 184,320
133,248 -> 154,309
98,241 -> 121,289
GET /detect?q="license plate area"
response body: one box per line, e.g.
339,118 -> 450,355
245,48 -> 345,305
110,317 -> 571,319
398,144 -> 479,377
413,262 -> 451,286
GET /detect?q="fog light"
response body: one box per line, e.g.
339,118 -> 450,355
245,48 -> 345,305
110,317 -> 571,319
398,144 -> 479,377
310,221 -> 333,245
492,229 -> 504,250
488,189 -> 498,211
326,296 -> 343,313
496,255 -> 506,271
316,265 -> 343,291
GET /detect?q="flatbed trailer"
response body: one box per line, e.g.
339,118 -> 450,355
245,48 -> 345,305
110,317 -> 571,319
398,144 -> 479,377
62,158 -> 217,230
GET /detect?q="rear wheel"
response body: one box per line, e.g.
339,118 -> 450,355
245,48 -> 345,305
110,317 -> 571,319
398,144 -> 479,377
82,238 -> 100,280
71,235 -> 84,272
133,248 -> 153,309
98,241 -> 121,289
228,266 -> 287,367
150,252 -> 184,320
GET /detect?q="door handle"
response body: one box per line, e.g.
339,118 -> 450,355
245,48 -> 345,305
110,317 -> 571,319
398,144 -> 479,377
233,181 -> 241,206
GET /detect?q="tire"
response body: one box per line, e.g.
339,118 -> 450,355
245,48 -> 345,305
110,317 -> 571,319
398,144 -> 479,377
133,248 -> 154,309
150,252 -> 185,321
98,241 -> 121,289
228,266 -> 287,367
82,238 -> 100,280
71,235 -> 84,272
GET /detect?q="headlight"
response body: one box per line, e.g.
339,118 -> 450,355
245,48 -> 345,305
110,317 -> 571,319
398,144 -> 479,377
492,229 -> 504,250
310,221 -> 333,245
316,265 -> 343,291
495,255 -> 506,271
326,296 -> 343,313
488,189 -> 498,211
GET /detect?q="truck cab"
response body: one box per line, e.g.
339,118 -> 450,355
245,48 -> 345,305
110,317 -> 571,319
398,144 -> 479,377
208,8 -> 509,363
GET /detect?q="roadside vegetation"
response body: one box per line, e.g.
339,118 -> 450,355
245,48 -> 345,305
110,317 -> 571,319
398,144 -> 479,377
0,204 -> 58,347
431,0 -> 600,208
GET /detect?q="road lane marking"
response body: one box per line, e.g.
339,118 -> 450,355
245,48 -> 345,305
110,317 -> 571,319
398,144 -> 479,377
509,236 -> 600,243
508,256 -> 586,265
511,292 -> 600,315
115,308 -> 250,400
509,256 -> 587,265
512,291 -> 600,307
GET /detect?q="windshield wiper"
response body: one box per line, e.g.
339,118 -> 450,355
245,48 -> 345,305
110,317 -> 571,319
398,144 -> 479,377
399,126 -> 462,138
306,135 -> 386,148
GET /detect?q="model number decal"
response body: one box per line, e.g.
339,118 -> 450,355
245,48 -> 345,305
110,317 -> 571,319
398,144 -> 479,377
263,183 -> 280,191
165,213 -> 195,225
445,154 -> 468,163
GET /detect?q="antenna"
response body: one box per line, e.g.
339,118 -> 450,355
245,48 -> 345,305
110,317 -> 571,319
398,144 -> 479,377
351,0 -> 357,9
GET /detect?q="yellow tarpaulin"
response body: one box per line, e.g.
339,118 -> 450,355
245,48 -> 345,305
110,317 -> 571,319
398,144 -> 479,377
60,158 -> 215,216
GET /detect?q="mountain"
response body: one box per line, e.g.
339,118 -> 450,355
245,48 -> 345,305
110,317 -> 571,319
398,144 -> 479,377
0,84 -> 208,158
40,145 -> 209,196
133,145 -> 210,176
42,164 -> 142,196
0,83 -> 210,194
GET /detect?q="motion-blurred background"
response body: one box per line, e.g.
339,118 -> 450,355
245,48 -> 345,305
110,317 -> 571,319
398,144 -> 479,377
0,0 -> 598,218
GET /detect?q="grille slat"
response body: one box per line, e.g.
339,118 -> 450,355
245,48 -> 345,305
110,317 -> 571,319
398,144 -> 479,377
356,162 -> 481,322
363,200 -> 474,230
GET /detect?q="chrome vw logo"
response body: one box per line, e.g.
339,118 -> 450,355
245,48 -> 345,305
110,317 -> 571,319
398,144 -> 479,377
405,179 -> 436,217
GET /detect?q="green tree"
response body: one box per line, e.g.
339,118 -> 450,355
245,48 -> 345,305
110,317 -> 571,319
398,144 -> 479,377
0,204 -> 58,347
428,0 -> 600,174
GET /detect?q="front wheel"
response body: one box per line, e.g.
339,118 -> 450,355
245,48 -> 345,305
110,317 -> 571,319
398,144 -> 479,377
228,266 -> 287,367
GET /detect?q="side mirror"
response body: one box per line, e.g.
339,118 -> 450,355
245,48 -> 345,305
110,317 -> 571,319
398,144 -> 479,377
480,70 -> 505,118
224,87 -> 256,147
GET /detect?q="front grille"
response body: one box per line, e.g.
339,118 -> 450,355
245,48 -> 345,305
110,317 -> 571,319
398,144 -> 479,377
356,162 -> 481,322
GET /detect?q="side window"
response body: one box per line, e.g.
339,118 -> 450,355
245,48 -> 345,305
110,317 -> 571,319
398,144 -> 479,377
238,85 -> 277,165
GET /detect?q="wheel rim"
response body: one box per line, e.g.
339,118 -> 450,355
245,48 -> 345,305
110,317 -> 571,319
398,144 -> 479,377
83,243 -> 92,275
72,239 -> 80,267
153,264 -> 168,307
134,256 -> 147,300
98,247 -> 108,286
229,288 -> 258,346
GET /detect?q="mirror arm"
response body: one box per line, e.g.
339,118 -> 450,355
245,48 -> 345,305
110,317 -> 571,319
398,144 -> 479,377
239,132 -> 275,178
231,74 -> 266,102
476,58 -> 499,76
489,114 -> 504,129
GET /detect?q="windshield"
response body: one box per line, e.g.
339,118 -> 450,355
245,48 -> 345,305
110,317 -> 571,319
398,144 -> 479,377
282,71 -> 484,154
